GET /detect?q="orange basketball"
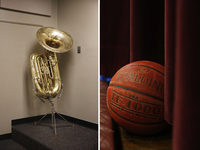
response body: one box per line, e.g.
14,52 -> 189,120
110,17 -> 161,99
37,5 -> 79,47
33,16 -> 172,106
107,61 -> 169,135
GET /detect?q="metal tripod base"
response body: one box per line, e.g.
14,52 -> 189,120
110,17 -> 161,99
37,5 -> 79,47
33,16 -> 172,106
35,101 -> 74,137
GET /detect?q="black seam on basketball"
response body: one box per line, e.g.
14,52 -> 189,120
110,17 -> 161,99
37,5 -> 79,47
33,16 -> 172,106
112,90 -> 162,106
110,101 -> 159,118
109,84 -> 164,102
122,64 -> 164,76
108,102 -> 166,125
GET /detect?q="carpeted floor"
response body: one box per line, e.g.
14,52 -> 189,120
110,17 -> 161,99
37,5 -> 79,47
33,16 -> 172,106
0,117 -> 98,150
0,139 -> 27,150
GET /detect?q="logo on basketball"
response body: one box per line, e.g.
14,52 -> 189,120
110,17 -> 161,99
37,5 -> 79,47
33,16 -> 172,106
138,67 -> 151,73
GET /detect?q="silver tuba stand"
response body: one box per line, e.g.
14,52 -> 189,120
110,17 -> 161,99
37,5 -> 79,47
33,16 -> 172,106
34,84 -> 74,137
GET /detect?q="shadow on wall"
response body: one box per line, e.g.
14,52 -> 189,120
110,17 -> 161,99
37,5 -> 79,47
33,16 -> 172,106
55,47 -> 75,112
58,48 -> 74,84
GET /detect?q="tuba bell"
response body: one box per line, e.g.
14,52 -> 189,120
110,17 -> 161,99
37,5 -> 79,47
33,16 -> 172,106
30,27 -> 73,100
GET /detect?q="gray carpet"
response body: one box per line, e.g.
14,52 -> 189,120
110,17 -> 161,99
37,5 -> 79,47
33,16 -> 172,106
0,139 -> 27,150
1,117 -> 98,150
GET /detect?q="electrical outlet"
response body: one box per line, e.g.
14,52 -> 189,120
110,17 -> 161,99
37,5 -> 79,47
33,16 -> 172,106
77,46 -> 81,53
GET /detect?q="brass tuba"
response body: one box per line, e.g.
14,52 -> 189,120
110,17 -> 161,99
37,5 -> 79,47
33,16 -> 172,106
30,27 -> 73,100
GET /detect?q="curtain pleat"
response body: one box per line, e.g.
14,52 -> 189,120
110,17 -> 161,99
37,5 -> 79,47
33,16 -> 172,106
130,0 -> 164,65
171,0 -> 200,149
100,0 -> 130,77
164,0 -> 176,125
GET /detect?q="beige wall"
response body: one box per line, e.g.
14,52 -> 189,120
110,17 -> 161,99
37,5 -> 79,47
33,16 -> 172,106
57,0 -> 98,124
0,0 -> 98,135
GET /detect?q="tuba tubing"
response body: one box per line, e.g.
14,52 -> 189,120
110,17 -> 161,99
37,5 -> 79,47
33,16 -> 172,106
30,50 -> 61,99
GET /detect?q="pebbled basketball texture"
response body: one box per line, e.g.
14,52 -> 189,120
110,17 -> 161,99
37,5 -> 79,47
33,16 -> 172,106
106,61 -> 169,135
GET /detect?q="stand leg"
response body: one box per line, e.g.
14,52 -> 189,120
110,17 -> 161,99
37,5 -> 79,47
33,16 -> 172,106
54,115 -> 57,137
55,110 -> 75,127
35,100 -> 73,137
35,110 -> 51,125
51,105 -> 57,137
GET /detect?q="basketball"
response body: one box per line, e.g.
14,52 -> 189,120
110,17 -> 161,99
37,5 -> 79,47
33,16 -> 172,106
107,61 -> 169,135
